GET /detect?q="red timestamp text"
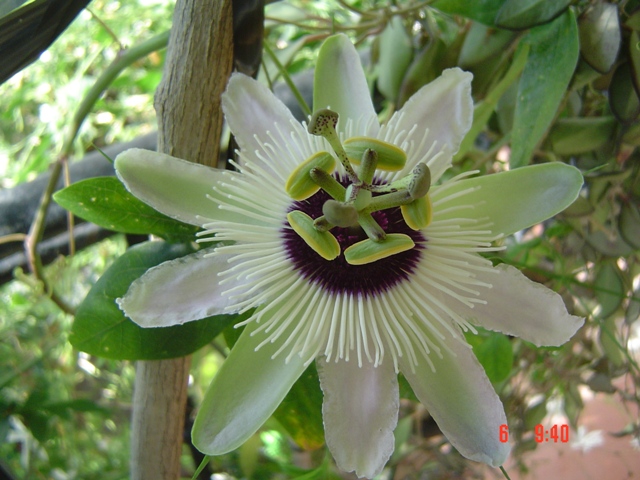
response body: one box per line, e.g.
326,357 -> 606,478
534,424 -> 569,443
499,424 -> 570,443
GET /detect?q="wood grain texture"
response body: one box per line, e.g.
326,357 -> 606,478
155,0 -> 233,166
131,0 -> 233,478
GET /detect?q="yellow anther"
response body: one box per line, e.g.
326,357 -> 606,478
400,195 -> 432,230
285,151 -> 336,200
287,210 -> 340,261
343,137 -> 407,171
344,233 -> 415,265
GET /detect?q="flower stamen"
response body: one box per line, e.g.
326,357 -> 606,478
284,108 -> 436,264
286,210 -> 340,260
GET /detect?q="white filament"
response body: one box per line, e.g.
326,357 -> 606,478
195,120 -> 500,373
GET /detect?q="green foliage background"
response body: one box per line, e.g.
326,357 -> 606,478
1,0 -> 640,479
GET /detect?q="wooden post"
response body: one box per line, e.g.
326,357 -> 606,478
130,0 -> 233,478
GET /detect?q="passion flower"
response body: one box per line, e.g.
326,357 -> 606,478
114,34 -> 584,479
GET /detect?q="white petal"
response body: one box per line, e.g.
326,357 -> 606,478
192,316 -> 307,454
116,148 -> 225,226
116,147 -> 270,226
430,162 -> 583,237
318,356 -> 398,479
399,332 -> 510,467
465,263 -> 584,346
117,249 -> 239,327
222,73 -> 302,161
313,34 -> 379,136
389,68 -> 473,181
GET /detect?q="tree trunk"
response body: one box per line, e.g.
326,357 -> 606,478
154,0 -> 233,166
130,0 -> 233,478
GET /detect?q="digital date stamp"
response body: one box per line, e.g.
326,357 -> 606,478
499,424 -> 570,443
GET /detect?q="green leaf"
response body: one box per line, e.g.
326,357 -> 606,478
43,399 -> 109,418
262,36 -> 308,83
495,0 -> 571,30
548,116 -> 617,155
70,241 -> 240,360
571,57 -> 605,91
273,363 -> 325,451
458,22 -> 516,69
590,169 -> 633,201
586,372 -> 616,393
627,8 -> 640,30
585,229 -> 635,257
594,262 -> 624,320
398,374 -> 419,402
397,37 -> 448,107
466,331 -> 513,383
623,115 -> 640,146
523,397 -> 547,430
510,10 -> 579,168
619,201 -> 640,249
562,382 -> 583,428
455,42 -> 528,160
54,176 -> 198,242
629,35 -> 640,94
496,79 -> 519,134
610,62 -> 640,124
0,0 -> 29,17
289,457 -> 342,480
431,0 -> 506,26
626,286 -> 640,325
562,195 -> 594,217
238,434 -> 261,479
376,16 -> 413,103
20,410 -> 51,442
599,316 -> 625,367
579,2 -> 621,74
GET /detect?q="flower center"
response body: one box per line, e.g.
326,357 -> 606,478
283,177 -> 426,296
284,108 -> 433,266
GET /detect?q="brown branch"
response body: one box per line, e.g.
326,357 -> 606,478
0,233 -> 27,246
24,157 -> 75,315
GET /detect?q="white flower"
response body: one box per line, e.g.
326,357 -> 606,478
114,34 -> 584,479
571,426 -> 604,452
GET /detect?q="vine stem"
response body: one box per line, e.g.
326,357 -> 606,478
263,41 -> 312,117
23,30 -> 170,315
500,465 -> 512,480
0,233 -> 27,245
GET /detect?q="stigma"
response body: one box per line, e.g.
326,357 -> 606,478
284,109 -> 433,265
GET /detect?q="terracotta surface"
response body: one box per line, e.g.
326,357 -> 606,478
504,385 -> 640,480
